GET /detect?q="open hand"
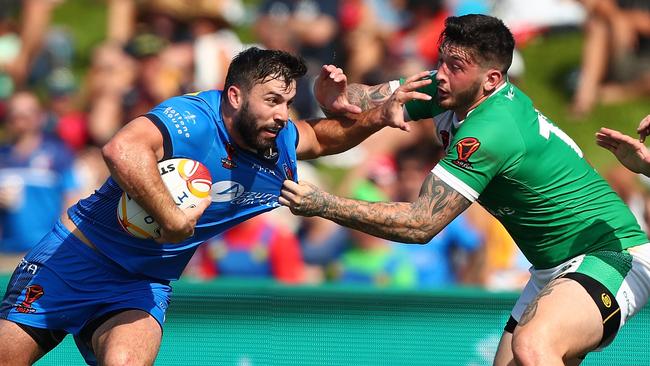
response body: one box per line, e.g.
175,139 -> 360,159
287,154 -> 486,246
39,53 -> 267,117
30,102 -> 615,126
313,64 -> 362,116
379,70 -> 432,132
596,127 -> 650,175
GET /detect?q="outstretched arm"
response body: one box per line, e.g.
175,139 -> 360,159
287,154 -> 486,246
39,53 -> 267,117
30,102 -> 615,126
314,64 -> 398,117
279,172 -> 471,243
295,71 -> 431,160
596,126 -> 650,176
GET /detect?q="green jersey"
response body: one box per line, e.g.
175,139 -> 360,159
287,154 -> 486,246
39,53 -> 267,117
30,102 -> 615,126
403,74 -> 647,269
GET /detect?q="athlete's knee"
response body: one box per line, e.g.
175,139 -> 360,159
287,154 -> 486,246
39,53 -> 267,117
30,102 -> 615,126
99,348 -> 153,366
511,327 -> 562,366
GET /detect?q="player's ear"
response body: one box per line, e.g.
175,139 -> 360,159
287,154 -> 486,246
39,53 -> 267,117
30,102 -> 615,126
227,85 -> 243,109
483,69 -> 503,93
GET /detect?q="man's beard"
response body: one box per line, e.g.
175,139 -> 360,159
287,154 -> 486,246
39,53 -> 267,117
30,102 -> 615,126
438,79 -> 483,112
234,101 -> 274,151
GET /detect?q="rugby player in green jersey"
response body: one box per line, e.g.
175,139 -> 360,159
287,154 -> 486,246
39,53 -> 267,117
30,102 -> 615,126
281,14 -> 650,365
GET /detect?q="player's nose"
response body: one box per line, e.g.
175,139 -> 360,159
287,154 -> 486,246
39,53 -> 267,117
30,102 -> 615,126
274,104 -> 289,124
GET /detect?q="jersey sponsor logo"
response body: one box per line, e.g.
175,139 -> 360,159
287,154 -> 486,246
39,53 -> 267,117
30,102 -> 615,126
163,106 -> 192,138
18,258 -> 39,275
221,143 -> 238,169
209,181 -> 279,207
601,293 -> 612,308
251,163 -> 278,177
485,206 -> 515,217
231,192 -> 279,207
452,137 -> 481,169
210,181 -> 245,202
15,284 -> 44,314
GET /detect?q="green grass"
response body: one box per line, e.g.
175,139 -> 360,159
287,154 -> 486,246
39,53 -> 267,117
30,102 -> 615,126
51,0 -> 107,74
518,31 -> 649,172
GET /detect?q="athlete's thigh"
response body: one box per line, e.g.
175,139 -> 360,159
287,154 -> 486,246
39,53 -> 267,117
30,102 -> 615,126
0,319 -> 44,365
92,309 -> 162,366
514,277 -> 602,358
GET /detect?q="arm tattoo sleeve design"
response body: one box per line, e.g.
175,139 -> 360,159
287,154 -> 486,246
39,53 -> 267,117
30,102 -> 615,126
347,83 -> 393,112
316,173 -> 471,243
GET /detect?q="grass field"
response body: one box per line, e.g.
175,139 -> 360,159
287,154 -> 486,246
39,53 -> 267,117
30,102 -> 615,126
51,1 -> 649,173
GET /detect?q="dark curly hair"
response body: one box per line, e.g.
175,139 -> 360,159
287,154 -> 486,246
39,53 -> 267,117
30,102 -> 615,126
223,47 -> 307,93
438,14 -> 515,73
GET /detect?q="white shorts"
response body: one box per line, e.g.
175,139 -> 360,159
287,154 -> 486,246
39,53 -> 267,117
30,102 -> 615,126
511,243 -> 650,347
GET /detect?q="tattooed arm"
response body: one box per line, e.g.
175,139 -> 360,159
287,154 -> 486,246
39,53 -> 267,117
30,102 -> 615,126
279,173 -> 471,243
314,64 -> 397,118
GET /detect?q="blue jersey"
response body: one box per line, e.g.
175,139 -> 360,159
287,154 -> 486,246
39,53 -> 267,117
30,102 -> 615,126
0,136 -> 78,253
67,90 -> 299,280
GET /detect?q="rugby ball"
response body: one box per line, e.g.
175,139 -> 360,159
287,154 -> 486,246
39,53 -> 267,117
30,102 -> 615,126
117,158 -> 212,239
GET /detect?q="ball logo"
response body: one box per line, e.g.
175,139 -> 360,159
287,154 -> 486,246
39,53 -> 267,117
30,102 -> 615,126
210,181 -> 245,202
117,158 -> 213,239
177,159 -> 212,198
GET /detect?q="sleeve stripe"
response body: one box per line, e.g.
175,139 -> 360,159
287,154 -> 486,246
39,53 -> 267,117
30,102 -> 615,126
144,113 -> 173,160
432,165 -> 479,202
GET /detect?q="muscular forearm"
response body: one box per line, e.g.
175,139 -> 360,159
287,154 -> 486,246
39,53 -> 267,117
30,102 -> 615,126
316,194 -> 439,243
303,108 -> 386,158
102,139 -> 184,232
346,82 -> 394,112
283,173 -> 471,243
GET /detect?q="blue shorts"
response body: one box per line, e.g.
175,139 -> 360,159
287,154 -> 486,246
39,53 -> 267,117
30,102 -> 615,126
0,221 -> 171,363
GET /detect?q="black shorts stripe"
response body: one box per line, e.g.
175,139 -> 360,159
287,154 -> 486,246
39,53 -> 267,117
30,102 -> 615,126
560,272 -> 621,348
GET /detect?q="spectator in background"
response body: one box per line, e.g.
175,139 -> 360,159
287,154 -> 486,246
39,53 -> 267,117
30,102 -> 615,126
392,143 -> 483,288
388,0 -> 449,76
571,0 -> 650,117
84,42 -> 137,146
338,0 -> 409,83
0,0 -> 59,88
0,91 -> 80,271
330,182 -> 417,287
187,213 -> 306,284
44,67 -> 88,152
254,0 -> 341,118
465,204 -> 530,290
604,164 -> 649,233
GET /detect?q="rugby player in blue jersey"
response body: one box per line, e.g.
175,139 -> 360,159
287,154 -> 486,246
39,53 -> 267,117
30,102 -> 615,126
0,47 -> 431,365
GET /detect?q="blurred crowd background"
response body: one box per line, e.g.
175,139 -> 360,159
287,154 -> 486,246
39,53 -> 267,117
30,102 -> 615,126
0,0 -> 648,291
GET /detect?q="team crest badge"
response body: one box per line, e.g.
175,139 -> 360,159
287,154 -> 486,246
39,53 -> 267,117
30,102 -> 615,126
283,163 -> 294,181
452,137 -> 481,169
15,284 -> 44,313
221,143 -> 238,169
